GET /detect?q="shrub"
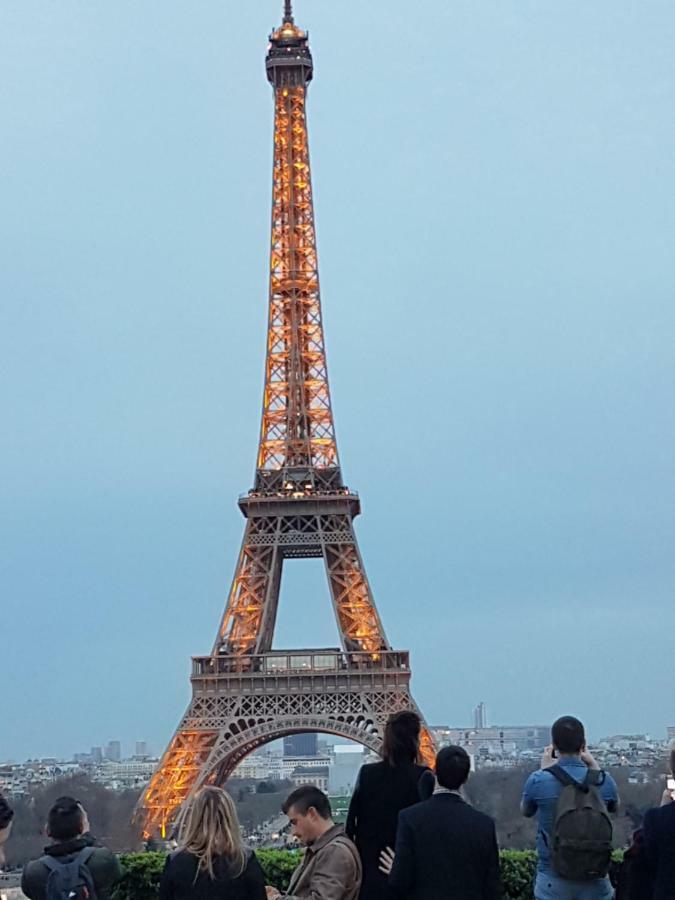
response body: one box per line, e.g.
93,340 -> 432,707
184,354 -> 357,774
113,852 -> 166,900
499,850 -> 537,899
116,848 -> 540,897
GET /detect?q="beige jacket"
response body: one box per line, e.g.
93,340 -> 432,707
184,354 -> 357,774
284,824 -> 362,900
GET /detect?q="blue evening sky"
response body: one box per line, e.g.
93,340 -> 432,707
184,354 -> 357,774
1,1 -> 674,761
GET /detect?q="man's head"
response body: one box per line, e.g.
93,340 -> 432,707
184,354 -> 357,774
47,797 -> 86,842
281,786 -> 333,846
435,745 -> 471,791
670,749 -> 675,777
551,716 -> 585,755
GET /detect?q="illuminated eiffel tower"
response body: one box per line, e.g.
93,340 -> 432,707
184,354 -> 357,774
137,1 -> 435,838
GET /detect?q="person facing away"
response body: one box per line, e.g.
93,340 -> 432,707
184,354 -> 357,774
641,748 -> 675,900
21,796 -> 122,900
266,785 -> 361,900
521,715 -> 619,900
380,745 -> 501,900
159,786 -> 266,900
345,710 -> 434,900
0,793 -> 14,869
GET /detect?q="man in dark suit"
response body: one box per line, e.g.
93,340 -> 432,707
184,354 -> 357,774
641,749 -> 675,900
380,745 -> 501,899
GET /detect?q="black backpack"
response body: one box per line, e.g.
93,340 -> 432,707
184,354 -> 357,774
547,764 -> 613,881
41,847 -> 99,900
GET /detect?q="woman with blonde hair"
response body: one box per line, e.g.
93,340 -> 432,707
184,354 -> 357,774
158,786 -> 266,900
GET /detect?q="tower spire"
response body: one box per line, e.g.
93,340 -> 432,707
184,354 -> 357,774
283,0 -> 293,24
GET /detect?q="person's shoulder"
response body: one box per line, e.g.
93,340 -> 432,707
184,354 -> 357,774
524,768 -> 546,786
21,856 -> 48,897
397,797 -> 431,825
645,803 -> 675,827
323,834 -> 358,867
360,760 -> 385,777
463,803 -> 497,831
22,856 -> 47,880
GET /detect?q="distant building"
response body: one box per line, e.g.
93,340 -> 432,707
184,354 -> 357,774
283,733 -> 318,757
473,702 -> 487,730
135,741 -> 149,758
291,765 -> 329,792
431,725 -> 549,755
105,740 -> 121,763
328,745 -> 364,795
91,746 -> 103,763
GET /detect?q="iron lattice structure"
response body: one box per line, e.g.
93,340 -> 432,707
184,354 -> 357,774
137,3 -> 434,838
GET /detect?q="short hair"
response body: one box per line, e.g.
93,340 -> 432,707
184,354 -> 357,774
47,797 -> 85,841
382,711 -> 421,766
551,716 -> 585,754
282,785 -> 332,820
0,795 -> 13,829
435,746 -> 471,790
670,749 -> 675,775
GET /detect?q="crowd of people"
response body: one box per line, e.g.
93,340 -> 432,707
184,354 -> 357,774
1,713 -> 673,900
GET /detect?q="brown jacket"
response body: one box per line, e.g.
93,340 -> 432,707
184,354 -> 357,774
284,824 -> 362,900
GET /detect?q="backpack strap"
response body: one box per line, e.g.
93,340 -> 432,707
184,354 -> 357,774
40,856 -> 63,874
73,847 -> 96,867
41,846 -> 95,872
546,764 -> 580,788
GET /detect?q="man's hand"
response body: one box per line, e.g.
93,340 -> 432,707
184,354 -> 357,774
378,846 -> 395,876
266,886 -> 281,899
540,745 -> 557,770
580,747 -> 600,770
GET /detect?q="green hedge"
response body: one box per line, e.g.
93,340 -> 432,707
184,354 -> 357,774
113,849 -> 539,899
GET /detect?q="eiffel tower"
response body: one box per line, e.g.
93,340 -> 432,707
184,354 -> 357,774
137,1 -> 435,838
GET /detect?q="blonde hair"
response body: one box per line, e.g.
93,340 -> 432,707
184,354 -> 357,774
178,787 -> 246,880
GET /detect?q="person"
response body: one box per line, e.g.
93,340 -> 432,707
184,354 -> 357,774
641,748 -> 675,900
380,745 -> 501,899
266,785 -> 361,900
0,793 -> 14,869
159,786 -> 266,900
521,715 -> 619,900
346,710 -> 433,900
22,796 -> 122,900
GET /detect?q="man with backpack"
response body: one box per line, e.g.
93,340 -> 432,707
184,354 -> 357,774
21,796 -> 122,900
521,716 -> 618,900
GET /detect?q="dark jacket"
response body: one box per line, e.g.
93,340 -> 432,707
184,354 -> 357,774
642,802 -> 675,900
158,849 -> 266,900
389,792 -> 501,900
21,835 -> 122,900
346,761 -> 431,900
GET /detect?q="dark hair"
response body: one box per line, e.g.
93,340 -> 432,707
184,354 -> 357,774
282,786 -> 332,820
382,711 -> 421,766
0,795 -> 14,829
670,749 -> 675,775
551,716 -> 585,754
435,745 -> 471,790
47,797 -> 84,841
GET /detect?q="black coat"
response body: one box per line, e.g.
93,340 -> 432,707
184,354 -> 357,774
643,802 -> 675,900
345,761 -> 432,900
389,793 -> 500,900
158,849 -> 266,900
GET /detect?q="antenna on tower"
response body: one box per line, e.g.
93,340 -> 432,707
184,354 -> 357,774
283,0 -> 294,24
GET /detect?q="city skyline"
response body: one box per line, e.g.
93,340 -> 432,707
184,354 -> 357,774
2,2 -> 675,762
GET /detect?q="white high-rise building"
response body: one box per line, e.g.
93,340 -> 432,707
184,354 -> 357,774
472,702 -> 487,730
